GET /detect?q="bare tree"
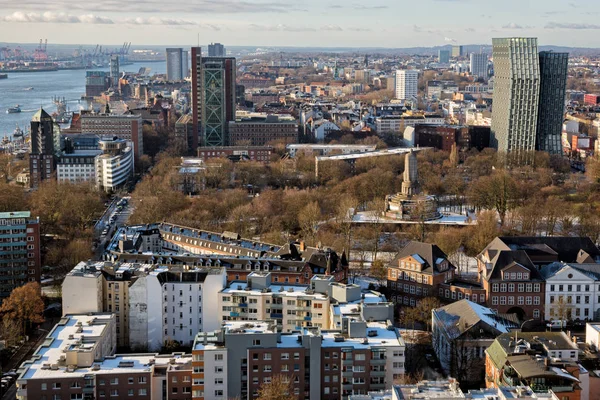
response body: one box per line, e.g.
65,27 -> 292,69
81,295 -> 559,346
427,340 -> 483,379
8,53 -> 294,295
257,375 -> 298,400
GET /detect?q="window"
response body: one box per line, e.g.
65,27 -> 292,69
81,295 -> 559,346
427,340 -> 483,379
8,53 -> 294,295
138,377 -> 147,384
172,376 -> 178,383
508,296 -> 514,305
215,378 -> 224,385
42,383 -> 47,390
534,297 -> 540,305
215,366 -> 223,373
128,389 -> 134,397
500,283 -> 507,292
128,377 -> 134,384
534,284 -> 540,292
252,340 -> 261,346
518,283 -> 524,292
508,283 -> 515,292
214,354 -> 224,361
110,390 -> 118,397
353,366 -> 365,372
110,378 -> 118,385
492,283 -> 499,292
533,309 -> 540,319
214,390 -> 224,397
518,296 -> 524,305
526,296 -> 532,305
263,365 -> 272,372
71,395 -> 83,400
500,296 -> 506,305
492,296 -> 498,305
53,383 -> 62,389
355,354 -> 366,361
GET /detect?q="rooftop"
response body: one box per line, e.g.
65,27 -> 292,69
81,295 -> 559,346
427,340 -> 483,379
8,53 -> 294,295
0,211 -> 31,219
321,322 -> 404,349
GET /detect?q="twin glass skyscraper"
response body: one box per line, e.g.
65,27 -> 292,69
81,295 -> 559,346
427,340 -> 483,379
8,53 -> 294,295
491,38 -> 568,157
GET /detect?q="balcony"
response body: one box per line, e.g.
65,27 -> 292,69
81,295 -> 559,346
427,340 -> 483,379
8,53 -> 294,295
239,303 -> 248,308
370,370 -> 385,377
304,317 -> 311,321
370,358 -> 386,365
343,359 -> 353,366
230,312 -> 240,317
270,313 -> 283,319
83,386 -> 95,393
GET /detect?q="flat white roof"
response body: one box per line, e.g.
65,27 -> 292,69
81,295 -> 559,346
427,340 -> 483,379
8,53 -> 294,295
321,322 -> 404,349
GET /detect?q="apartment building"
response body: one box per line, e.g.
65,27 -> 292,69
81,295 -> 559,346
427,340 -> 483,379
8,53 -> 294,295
0,211 -> 41,299
219,273 -> 331,332
80,113 -> 143,158
95,137 -> 135,192
375,114 -> 445,133
197,146 -> 273,163
191,319 -> 405,400
228,114 -> 298,146
16,314 -> 193,400
62,261 -> 227,350
105,223 -> 349,284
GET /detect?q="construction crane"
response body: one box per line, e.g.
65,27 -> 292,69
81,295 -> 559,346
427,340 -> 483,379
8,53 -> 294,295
34,39 -> 48,61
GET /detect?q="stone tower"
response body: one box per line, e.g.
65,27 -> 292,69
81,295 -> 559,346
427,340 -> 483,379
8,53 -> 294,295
401,150 -> 419,197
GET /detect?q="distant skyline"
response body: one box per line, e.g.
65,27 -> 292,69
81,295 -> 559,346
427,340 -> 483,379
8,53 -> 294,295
1,0 -> 600,48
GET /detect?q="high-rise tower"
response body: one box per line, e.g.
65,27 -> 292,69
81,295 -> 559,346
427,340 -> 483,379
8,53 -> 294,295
29,109 -> 56,187
470,53 -> 489,80
166,48 -> 184,81
110,55 -> 119,86
191,47 -> 236,148
491,38 -> 540,155
208,43 -> 226,57
536,51 -> 568,155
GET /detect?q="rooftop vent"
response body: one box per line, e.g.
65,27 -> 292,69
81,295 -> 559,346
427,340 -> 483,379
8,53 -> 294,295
92,364 -> 101,371
118,361 -> 135,368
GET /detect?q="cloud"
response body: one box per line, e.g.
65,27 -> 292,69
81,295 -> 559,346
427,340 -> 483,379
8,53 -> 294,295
464,28 -> 475,32
0,0 -> 305,14
321,24 -> 343,31
444,37 -> 456,43
121,16 -> 197,26
545,21 -> 600,29
413,25 -> 422,32
353,5 -> 388,9
502,22 -> 532,29
2,11 -> 113,23
249,23 -> 315,32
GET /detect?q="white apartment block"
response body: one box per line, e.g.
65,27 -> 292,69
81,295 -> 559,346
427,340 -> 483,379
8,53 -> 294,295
543,262 -> 600,321
395,70 -> 418,100
62,261 -> 227,351
95,138 -> 135,192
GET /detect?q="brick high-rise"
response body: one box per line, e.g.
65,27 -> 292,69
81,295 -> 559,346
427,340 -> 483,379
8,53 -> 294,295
191,47 -> 236,148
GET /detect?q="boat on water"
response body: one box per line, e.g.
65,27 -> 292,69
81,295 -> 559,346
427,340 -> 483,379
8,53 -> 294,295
13,125 -> 24,139
6,105 -> 21,114
24,87 -> 34,91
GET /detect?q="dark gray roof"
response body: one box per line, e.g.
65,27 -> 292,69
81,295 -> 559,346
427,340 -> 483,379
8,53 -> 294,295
393,241 -> 453,274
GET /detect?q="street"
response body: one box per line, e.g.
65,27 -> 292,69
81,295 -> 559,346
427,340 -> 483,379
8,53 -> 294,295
93,196 -> 132,259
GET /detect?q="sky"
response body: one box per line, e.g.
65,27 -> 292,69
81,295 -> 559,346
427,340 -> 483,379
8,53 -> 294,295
1,0 -> 600,48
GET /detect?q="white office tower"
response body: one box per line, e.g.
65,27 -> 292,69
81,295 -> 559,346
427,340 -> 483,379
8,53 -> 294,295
470,53 -> 489,80
395,70 -> 418,100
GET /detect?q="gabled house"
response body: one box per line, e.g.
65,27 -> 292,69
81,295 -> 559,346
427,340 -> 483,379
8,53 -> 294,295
478,250 -> 545,320
432,299 -> 519,384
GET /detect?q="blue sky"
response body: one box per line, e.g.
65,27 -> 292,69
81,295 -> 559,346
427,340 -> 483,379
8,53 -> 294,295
1,0 -> 600,48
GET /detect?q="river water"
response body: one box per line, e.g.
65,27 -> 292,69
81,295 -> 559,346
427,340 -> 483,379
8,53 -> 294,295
0,61 -> 167,137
